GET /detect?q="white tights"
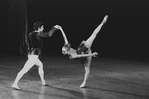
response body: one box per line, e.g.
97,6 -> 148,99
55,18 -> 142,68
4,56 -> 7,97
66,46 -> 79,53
12,55 -> 45,88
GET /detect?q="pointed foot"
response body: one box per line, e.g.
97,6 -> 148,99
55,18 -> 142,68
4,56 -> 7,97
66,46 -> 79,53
80,82 -> 86,88
42,81 -> 46,86
11,84 -> 20,90
102,15 -> 108,24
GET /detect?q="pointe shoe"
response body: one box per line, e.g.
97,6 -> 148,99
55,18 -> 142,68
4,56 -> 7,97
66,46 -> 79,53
42,81 -> 46,86
103,15 -> 108,24
11,84 -> 20,90
80,82 -> 86,88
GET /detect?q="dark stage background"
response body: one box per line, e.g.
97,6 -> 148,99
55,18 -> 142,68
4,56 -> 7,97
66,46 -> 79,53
0,0 -> 149,61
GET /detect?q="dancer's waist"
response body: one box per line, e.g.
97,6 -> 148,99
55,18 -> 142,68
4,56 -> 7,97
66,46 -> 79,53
29,48 -> 41,55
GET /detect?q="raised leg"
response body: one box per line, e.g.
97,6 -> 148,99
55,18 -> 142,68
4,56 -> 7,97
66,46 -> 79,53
84,15 -> 108,48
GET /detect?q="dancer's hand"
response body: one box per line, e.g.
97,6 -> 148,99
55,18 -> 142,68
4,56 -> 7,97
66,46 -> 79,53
102,15 -> 108,24
54,25 -> 60,29
93,52 -> 98,57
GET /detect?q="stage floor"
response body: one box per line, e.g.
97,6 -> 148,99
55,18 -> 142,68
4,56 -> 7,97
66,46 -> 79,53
0,54 -> 149,99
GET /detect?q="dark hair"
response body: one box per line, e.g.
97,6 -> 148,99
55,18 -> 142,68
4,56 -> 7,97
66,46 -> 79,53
33,21 -> 44,30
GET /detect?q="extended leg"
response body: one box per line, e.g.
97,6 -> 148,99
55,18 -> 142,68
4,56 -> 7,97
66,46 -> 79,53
36,59 -> 46,85
12,55 -> 38,90
84,15 -> 108,48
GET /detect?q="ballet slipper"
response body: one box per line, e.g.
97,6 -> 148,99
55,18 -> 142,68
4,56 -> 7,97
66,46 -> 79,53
11,84 -> 20,90
102,15 -> 108,24
80,82 -> 86,88
42,81 -> 46,86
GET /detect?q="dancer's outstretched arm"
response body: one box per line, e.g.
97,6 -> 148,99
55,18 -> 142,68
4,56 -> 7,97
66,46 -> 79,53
70,52 -> 98,59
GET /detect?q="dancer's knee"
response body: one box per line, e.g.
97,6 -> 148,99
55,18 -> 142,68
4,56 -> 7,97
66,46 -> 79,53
18,69 -> 28,76
85,66 -> 90,73
36,60 -> 43,68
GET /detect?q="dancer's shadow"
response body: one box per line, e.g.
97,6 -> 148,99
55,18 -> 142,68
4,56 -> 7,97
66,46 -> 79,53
45,84 -> 99,99
11,84 -> 86,99
84,86 -> 149,99
11,89 -> 20,99
11,86 -> 46,99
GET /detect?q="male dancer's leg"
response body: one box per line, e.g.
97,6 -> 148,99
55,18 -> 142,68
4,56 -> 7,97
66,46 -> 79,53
12,55 -> 38,89
35,58 -> 46,85
84,15 -> 108,48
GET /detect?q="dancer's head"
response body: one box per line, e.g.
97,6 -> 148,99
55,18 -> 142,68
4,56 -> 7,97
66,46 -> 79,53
33,21 -> 44,32
62,43 -> 71,55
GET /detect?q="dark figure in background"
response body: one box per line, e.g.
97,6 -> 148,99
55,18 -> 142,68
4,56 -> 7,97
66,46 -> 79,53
12,22 -> 59,90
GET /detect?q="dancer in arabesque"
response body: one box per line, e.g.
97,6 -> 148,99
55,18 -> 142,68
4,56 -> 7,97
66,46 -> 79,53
55,15 -> 108,88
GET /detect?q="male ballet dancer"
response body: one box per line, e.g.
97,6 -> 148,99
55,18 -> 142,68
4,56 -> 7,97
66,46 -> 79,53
56,15 -> 108,87
12,22 -> 59,90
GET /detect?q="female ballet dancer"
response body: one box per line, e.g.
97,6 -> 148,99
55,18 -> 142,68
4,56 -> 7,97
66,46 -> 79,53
57,15 -> 108,88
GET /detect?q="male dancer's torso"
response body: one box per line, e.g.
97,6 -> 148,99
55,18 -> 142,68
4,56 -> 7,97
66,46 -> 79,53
27,26 -> 57,55
29,31 -> 43,55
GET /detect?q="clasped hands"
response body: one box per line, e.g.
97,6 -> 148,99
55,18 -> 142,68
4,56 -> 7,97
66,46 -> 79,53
54,25 -> 61,30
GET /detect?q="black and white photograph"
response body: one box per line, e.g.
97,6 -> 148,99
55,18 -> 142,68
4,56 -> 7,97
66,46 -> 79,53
0,0 -> 149,99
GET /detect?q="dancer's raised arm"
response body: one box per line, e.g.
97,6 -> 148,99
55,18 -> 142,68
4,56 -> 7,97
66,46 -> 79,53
58,26 -> 69,44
